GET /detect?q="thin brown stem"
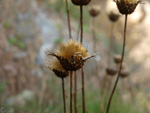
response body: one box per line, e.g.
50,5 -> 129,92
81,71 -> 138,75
65,0 -> 72,39
82,67 -> 85,113
80,5 -> 83,44
74,71 -> 78,113
80,5 -> 85,113
70,72 -> 73,113
62,78 -> 66,113
106,14 -> 128,113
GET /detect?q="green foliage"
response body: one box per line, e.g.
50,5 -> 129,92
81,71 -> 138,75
3,21 -> 11,28
8,34 -> 26,49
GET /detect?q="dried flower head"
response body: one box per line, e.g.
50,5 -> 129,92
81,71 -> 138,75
49,39 -> 95,71
71,0 -> 91,6
89,5 -> 101,17
114,0 -> 140,14
113,54 -> 122,64
120,68 -> 130,78
108,10 -> 120,22
106,67 -> 117,76
47,59 -> 69,78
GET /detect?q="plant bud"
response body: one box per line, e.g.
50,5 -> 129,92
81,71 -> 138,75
113,54 -> 122,64
108,10 -> 120,22
120,68 -> 130,78
89,5 -> 101,17
106,67 -> 117,76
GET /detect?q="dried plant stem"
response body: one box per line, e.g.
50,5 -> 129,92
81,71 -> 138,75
80,5 -> 85,113
62,78 -> 66,113
80,5 -> 83,44
70,72 -> 73,113
74,71 -> 78,113
106,14 -> 128,113
81,67 -> 85,113
65,0 -> 72,39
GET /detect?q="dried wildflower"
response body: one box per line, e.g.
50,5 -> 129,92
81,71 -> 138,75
89,5 -> 101,17
49,39 -> 95,71
120,68 -> 129,78
113,55 -> 121,64
71,0 -> 91,6
108,10 -> 120,22
47,59 -> 69,78
106,67 -> 117,76
114,0 -> 140,14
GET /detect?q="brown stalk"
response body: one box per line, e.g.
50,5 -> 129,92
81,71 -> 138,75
81,67 -> 85,113
65,0 -> 72,39
74,71 -> 78,113
70,72 -> 73,113
106,14 -> 128,113
62,78 -> 67,113
80,5 -> 86,113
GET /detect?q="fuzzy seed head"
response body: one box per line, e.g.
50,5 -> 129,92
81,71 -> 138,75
47,59 -> 69,78
58,39 -> 89,62
115,0 -> 140,14
48,39 -> 93,71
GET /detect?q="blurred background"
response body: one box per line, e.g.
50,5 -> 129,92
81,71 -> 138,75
0,0 -> 150,113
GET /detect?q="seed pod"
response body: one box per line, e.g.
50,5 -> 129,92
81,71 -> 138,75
52,69 -> 69,78
120,68 -> 130,78
114,0 -> 140,14
48,39 -> 96,71
47,59 -> 69,78
108,10 -> 120,22
89,5 -> 101,17
106,67 -> 117,76
49,52 -> 96,71
113,55 -> 122,64
71,0 -> 91,6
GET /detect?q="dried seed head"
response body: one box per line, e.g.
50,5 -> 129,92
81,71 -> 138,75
47,59 -> 69,78
108,10 -> 120,22
106,67 -> 117,76
114,0 -> 140,14
89,5 -> 101,17
48,39 -> 94,71
71,0 -> 91,6
113,54 -> 122,64
120,68 -> 130,78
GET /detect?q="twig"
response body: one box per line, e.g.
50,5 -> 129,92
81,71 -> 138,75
65,0 -> 72,39
106,14 -> 128,113
70,72 -> 73,113
74,71 -> 78,113
62,78 -> 67,113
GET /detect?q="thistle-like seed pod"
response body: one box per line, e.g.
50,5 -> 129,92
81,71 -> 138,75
114,0 -> 140,14
48,39 -> 95,71
113,54 -> 122,64
47,59 -> 69,78
89,5 -> 101,17
71,0 -> 91,6
108,10 -> 120,22
120,68 -> 129,78
106,67 -> 117,76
